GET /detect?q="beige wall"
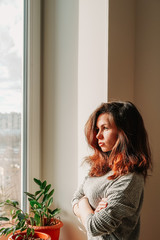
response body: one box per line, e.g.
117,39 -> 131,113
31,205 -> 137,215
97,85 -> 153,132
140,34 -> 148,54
41,0 -> 160,239
108,0 -> 135,102
108,0 -> 160,239
135,1 -> 160,239
41,0 -> 108,239
78,0 -> 108,184
41,0 -> 82,239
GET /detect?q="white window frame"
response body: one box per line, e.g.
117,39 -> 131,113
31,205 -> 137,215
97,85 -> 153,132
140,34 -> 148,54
22,0 -> 41,210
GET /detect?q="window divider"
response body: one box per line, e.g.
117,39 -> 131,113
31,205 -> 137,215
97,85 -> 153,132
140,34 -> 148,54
22,0 -> 42,212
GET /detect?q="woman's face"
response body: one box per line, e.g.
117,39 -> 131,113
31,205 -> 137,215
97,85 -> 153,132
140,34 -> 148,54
96,113 -> 118,152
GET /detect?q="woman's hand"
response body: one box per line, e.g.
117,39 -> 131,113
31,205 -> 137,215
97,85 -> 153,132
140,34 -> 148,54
73,203 -> 80,217
95,198 -> 108,212
73,196 -> 89,217
73,196 -> 94,227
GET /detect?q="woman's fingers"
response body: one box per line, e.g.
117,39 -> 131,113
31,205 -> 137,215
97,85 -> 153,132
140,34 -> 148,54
102,198 -> 108,202
95,198 -> 108,212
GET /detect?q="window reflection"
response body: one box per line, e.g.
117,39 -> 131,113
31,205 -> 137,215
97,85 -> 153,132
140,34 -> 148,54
0,0 -> 23,209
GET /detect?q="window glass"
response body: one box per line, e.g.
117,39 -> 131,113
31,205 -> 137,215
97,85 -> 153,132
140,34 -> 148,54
0,0 -> 23,210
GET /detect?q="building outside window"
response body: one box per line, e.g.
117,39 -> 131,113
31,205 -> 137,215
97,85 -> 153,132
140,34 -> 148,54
0,0 -> 23,210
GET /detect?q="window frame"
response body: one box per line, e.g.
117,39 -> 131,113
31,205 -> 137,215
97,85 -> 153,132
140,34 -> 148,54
22,0 -> 41,211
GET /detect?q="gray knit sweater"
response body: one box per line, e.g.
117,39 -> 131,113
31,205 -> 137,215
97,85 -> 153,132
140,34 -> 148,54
72,171 -> 144,240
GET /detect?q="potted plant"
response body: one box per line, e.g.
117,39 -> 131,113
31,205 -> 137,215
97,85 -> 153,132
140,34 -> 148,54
0,178 -> 63,240
0,199 -> 51,239
25,178 -> 63,240
8,231 -> 51,240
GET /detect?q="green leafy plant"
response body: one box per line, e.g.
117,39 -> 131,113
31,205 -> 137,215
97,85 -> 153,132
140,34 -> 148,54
25,178 -> 60,226
0,178 -> 60,239
0,199 -> 34,239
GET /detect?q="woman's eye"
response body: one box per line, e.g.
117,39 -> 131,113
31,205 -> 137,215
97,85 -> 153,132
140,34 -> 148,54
104,127 -> 108,130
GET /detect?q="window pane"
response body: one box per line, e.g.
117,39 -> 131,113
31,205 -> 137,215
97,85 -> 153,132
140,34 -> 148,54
0,0 -> 23,211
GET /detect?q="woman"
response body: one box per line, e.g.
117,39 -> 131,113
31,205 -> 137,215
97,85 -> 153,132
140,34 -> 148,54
72,101 -> 152,240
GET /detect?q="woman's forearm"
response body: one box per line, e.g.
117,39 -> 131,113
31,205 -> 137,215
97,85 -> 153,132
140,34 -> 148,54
73,197 -> 94,227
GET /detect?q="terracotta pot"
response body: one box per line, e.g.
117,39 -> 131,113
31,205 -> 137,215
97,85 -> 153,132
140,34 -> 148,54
8,231 -> 51,240
32,219 -> 63,240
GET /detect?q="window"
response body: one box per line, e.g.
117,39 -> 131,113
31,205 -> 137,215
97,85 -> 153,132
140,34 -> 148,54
0,0 -> 23,211
0,0 -> 42,215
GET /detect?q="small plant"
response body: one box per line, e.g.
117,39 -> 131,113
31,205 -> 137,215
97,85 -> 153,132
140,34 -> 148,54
25,178 -> 60,226
0,178 -> 60,239
0,199 -> 35,239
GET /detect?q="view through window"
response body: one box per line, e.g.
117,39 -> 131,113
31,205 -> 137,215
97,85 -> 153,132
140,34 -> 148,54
0,0 -> 23,211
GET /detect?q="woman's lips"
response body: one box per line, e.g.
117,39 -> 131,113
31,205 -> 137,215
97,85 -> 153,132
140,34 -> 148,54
99,142 -> 105,147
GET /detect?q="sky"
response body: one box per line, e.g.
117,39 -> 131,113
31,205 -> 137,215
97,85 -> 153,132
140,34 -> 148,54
0,0 -> 23,113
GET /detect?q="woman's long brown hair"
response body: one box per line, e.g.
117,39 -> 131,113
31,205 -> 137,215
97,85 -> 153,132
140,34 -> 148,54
85,101 -> 152,180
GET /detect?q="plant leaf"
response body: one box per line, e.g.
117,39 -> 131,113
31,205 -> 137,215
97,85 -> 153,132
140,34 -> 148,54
48,208 -> 52,214
34,178 -> 42,187
36,191 -> 44,201
24,192 -> 35,199
20,226 -> 27,232
16,209 -> 21,215
29,200 -> 42,208
12,201 -> 19,207
0,228 -> 11,236
6,199 -> 12,204
30,217 -> 35,226
31,228 -> 34,236
0,217 -> 9,221
4,199 -> 19,207
15,234 -> 22,240
0,228 -> 5,234
41,180 -> 47,189
5,228 -> 14,236
47,197 -> 53,207
42,194 -> 49,203
11,209 -> 15,215
18,213 -> 25,221
34,213 -> 40,226
35,190 -> 42,196
44,184 -> 51,193
15,222 -> 21,230
28,198 -> 34,202
27,228 -> 31,237
12,214 -> 18,220
51,208 -> 61,216
48,189 -> 54,199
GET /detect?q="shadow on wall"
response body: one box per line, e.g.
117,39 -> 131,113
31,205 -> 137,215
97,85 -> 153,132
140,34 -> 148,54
60,214 -> 87,240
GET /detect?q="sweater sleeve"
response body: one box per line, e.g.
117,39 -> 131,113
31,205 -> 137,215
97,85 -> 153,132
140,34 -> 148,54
85,173 -> 144,237
71,177 -> 87,208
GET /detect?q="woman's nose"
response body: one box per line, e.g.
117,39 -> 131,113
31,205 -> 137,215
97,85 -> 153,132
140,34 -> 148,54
96,131 -> 103,139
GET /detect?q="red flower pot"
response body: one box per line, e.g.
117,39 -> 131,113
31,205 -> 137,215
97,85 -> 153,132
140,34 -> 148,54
32,220 -> 63,240
8,231 -> 51,240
